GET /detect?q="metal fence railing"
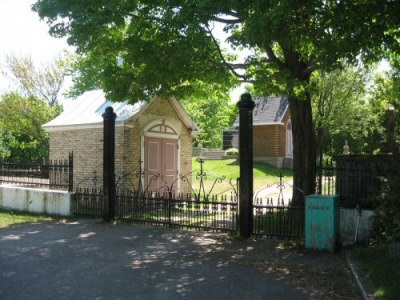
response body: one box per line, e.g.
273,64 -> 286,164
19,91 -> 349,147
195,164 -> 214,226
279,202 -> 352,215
253,198 -> 304,238
72,185 -> 305,239
72,189 -> 239,232
0,153 -> 73,192
316,163 -> 382,209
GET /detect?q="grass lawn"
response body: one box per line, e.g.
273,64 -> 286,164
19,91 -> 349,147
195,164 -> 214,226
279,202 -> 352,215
353,245 -> 400,300
191,158 -> 293,194
0,209 -> 59,228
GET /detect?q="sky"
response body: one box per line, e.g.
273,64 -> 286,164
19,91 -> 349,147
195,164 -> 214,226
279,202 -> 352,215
0,0 -> 72,93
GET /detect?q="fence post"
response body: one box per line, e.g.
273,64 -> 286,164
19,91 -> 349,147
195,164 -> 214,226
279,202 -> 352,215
102,107 -> 117,222
317,149 -> 323,194
237,93 -> 255,238
168,189 -> 173,228
68,152 -> 74,192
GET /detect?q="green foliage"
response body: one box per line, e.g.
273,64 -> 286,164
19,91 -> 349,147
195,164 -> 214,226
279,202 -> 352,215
180,81 -> 237,148
0,54 -> 66,107
311,65 -> 380,155
0,92 -> 61,162
224,148 -> 239,156
368,59 -> 400,153
371,165 -> 400,244
0,128 -> 14,160
35,1 -> 235,102
34,0 -> 400,102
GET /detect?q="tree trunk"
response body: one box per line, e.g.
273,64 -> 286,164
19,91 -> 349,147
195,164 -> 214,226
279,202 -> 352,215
315,126 -> 326,160
288,93 -> 316,206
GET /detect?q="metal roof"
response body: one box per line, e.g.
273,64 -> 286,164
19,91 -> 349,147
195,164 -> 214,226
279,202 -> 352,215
43,90 -> 144,128
232,95 -> 289,128
43,90 -> 199,134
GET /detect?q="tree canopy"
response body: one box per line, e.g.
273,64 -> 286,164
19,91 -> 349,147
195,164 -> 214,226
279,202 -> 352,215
370,56 -> 400,126
0,92 -> 61,162
1,54 -> 66,107
180,81 -> 237,148
33,1 -> 400,100
33,0 -> 400,202
311,65 -> 379,156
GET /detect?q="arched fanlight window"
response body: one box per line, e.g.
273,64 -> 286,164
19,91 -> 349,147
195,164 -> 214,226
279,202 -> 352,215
147,120 -> 177,135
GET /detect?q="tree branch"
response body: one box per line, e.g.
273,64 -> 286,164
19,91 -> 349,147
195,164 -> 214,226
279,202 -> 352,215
239,79 -> 255,83
211,17 -> 242,24
204,25 -> 251,81
262,42 -> 285,69
229,63 -> 250,69
224,11 -> 241,19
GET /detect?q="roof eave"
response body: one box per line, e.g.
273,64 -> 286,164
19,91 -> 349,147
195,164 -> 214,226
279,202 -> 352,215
168,97 -> 200,132
278,105 -> 290,123
254,122 -> 285,126
42,120 -> 131,132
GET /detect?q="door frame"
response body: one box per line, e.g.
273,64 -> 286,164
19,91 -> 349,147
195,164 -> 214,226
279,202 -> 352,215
141,119 -> 181,192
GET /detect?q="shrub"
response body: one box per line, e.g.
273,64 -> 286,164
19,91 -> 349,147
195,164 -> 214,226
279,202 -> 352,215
224,148 -> 239,156
371,165 -> 400,244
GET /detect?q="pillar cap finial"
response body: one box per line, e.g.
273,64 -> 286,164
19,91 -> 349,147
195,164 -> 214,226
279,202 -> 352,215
237,93 -> 255,110
102,106 -> 117,119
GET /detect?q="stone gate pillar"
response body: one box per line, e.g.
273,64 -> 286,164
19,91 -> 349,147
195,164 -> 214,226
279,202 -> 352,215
237,93 -> 255,238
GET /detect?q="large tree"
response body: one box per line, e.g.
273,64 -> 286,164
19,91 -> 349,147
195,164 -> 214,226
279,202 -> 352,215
369,55 -> 400,145
311,65 -> 378,156
0,92 -> 61,162
33,0 -> 400,203
1,54 -> 65,107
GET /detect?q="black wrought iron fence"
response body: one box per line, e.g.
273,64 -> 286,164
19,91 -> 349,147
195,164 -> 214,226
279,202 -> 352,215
252,174 -> 304,238
316,160 -> 382,208
253,198 -> 304,238
316,164 -> 337,196
72,158 -> 304,239
0,153 -> 73,191
71,188 -> 103,216
180,157 -> 239,201
76,194 -> 302,239
72,186 -> 305,238
76,157 -> 240,199
72,188 -> 238,232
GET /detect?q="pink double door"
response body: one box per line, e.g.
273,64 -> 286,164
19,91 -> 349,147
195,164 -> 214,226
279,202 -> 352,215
144,137 -> 178,193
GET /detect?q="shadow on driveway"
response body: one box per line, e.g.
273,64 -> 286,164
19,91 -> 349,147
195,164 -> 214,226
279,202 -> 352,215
0,220 -> 358,299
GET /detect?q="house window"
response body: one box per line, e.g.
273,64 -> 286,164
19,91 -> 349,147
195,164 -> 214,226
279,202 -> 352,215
286,120 -> 293,158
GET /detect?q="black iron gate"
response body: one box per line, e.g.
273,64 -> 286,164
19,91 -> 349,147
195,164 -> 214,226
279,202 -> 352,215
72,189 -> 238,232
72,157 -> 239,232
252,175 -> 304,238
253,199 -> 304,238
72,161 -> 304,239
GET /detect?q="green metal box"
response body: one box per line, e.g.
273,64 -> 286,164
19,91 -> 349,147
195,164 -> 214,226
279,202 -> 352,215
305,195 -> 340,252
